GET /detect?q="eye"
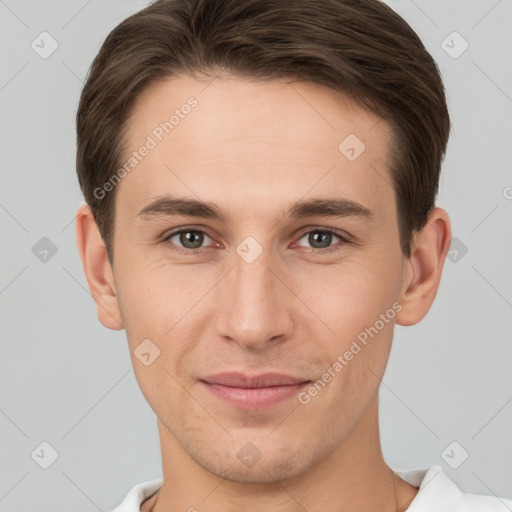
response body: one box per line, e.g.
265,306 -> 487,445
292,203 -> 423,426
296,228 -> 347,252
161,226 -> 350,256
164,229 -> 215,251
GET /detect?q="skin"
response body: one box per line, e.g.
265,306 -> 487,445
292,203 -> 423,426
76,74 -> 451,511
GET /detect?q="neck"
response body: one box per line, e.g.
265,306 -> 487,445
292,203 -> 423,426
144,394 -> 418,512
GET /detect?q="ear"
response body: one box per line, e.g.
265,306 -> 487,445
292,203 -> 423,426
75,204 -> 124,330
396,207 -> 451,326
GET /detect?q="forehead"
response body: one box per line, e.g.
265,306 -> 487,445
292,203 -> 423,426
118,74 -> 394,219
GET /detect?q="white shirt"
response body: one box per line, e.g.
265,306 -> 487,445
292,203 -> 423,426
111,465 -> 512,511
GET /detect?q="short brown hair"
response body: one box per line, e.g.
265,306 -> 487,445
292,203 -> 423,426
76,0 -> 450,264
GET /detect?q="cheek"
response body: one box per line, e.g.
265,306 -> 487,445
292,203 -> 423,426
294,257 -> 400,342
115,255 -> 195,339
308,258 -> 400,403
114,259 -> 210,387
118,271 -> 194,416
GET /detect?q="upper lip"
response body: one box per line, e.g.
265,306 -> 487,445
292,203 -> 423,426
201,372 -> 310,388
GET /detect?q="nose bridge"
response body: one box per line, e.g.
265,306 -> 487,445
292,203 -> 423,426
215,242 -> 293,349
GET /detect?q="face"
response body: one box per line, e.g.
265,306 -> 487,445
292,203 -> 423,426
109,74 -> 409,483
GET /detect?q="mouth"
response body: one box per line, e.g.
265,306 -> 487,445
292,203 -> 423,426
199,372 -> 312,410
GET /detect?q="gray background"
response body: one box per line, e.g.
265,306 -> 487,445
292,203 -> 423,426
1,0 -> 511,510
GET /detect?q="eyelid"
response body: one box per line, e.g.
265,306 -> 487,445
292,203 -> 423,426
161,224 -> 216,240
293,225 -> 353,243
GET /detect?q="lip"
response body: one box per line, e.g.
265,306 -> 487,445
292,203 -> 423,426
200,372 -> 311,410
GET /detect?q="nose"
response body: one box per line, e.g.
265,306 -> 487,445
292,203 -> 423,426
214,246 -> 295,351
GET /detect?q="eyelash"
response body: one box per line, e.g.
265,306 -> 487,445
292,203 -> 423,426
161,226 -> 351,256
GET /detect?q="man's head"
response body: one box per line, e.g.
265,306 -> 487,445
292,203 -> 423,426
75,0 -> 451,487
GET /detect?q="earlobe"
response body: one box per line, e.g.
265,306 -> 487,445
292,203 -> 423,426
396,207 -> 451,326
75,204 -> 124,330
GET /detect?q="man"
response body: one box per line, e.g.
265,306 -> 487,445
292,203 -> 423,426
74,0 -> 512,510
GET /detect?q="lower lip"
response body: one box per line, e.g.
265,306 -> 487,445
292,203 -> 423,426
200,381 -> 310,409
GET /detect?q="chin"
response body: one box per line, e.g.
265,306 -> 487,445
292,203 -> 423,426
190,439 -> 324,485
209,457 -> 309,484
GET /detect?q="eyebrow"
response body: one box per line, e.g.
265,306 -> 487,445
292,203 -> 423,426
136,195 -> 373,223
